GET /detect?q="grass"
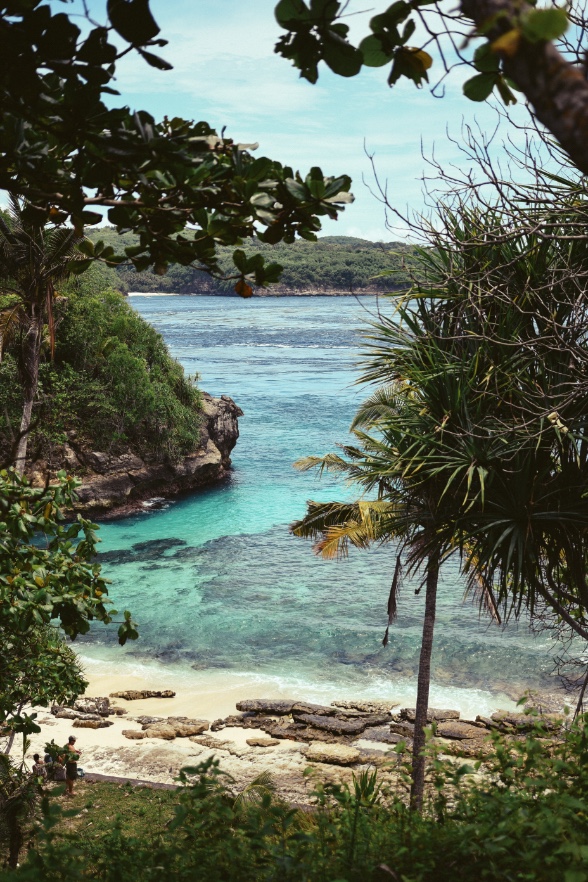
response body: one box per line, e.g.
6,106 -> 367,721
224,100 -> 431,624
29,780 -> 181,850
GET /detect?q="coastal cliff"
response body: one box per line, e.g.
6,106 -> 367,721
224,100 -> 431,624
30,393 -> 243,517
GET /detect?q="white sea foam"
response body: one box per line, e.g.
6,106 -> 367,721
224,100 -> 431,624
78,650 -> 520,720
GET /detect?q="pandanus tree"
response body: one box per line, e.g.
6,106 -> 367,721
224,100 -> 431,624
0,197 -> 85,472
292,197 -> 588,810
292,318 -> 487,811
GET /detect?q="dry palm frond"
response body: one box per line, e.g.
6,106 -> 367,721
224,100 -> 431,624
382,553 -> 403,646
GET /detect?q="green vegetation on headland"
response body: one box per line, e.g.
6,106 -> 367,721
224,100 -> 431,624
89,228 -> 416,295
3,718 -> 588,880
0,272 -> 201,471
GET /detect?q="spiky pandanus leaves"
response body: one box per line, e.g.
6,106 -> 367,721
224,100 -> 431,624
361,205 -> 588,638
292,196 -> 588,809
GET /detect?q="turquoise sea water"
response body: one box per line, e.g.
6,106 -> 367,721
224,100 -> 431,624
78,295 -> 561,715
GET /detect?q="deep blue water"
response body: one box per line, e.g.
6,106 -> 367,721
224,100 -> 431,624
78,295 -> 560,715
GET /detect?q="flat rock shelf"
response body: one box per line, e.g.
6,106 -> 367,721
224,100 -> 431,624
36,693 -> 567,806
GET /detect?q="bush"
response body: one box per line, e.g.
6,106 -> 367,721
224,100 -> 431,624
2,719 -> 588,880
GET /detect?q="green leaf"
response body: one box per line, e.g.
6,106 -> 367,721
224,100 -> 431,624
522,7 -> 568,42
107,0 -> 160,45
285,178 -> 308,201
275,0 -> 310,26
81,210 -> 103,226
473,42 -> 500,73
359,34 -> 395,67
137,48 -> 173,70
125,244 -> 146,258
76,27 -> 117,65
232,249 -> 247,272
463,72 -> 497,102
67,259 -> 93,275
496,76 -> 517,106
370,1 -> 410,32
322,35 -> 363,77
310,0 -> 340,16
77,239 -> 95,257
388,47 -> 432,87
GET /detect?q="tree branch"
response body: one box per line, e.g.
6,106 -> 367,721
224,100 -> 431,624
461,0 -> 588,175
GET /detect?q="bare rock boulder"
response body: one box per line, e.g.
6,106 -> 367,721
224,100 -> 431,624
74,697 -> 111,716
390,721 -> 415,737
236,700 -> 296,715
190,734 -> 231,750
361,727 -> 407,745
73,719 -> 113,729
54,709 -> 101,721
490,710 -> 562,732
170,720 -> 209,737
306,743 -> 361,766
332,700 -> 398,714
143,723 -> 177,740
246,737 -> 280,748
400,708 -> 460,723
436,721 -> 487,741
122,730 -> 146,740
291,702 -> 338,717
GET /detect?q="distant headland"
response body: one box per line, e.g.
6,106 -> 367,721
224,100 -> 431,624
88,230 -> 417,297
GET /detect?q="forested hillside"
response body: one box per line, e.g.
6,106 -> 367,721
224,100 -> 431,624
89,228 -> 415,295
0,273 -> 201,472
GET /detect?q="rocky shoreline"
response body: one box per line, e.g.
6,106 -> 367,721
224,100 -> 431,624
30,393 -> 243,517
41,691 -> 568,804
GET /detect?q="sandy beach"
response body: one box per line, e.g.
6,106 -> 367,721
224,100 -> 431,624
20,655 -> 567,806
25,668 -> 318,803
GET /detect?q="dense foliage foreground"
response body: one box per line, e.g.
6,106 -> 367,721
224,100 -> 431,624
0,282 -> 202,469
2,717 -> 588,881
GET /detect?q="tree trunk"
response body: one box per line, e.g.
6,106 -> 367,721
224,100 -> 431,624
410,550 -> 439,812
14,313 -> 42,476
460,0 -> 588,176
7,807 -> 23,869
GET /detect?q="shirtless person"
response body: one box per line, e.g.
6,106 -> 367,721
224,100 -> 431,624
63,735 -> 81,797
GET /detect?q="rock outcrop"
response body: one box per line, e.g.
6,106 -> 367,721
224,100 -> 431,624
110,690 -> 176,701
38,693 -> 568,804
33,393 -> 243,516
306,743 -> 361,765
121,716 -> 210,741
51,696 -> 125,722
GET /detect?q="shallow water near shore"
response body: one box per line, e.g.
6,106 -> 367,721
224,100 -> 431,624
78,295 -> 563,715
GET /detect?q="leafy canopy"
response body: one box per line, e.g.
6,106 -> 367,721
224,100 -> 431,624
0,470 -> 137,735
274,0 -> 588,177
0,1 -> 353,292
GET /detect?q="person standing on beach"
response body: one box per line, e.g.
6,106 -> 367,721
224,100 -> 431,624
31,754 -> 47,780
63,735 -> 81,797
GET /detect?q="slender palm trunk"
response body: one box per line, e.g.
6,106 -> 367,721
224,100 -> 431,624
410,549 -> 439,812
14,312 -> 42,475
7,804 -> 23,869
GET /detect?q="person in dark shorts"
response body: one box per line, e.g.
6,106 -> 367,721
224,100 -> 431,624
63,735 -> 81,797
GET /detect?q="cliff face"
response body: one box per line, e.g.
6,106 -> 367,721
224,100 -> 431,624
51,393 -> 243,517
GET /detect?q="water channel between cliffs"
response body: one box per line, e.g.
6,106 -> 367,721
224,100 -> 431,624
77,295 -> 564,719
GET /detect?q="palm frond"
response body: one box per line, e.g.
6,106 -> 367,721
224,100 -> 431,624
233,771 -> 277,812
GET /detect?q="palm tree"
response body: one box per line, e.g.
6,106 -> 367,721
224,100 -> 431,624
292,359 -> 481,811
0,197 -> 83,473
292,198 -> 588,809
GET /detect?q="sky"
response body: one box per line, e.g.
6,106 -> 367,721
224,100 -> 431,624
108,1 -> 530,242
